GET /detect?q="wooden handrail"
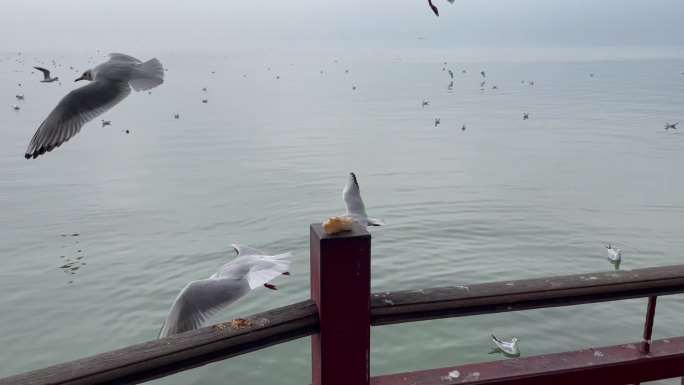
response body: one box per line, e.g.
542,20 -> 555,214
371,264 -> 684,325
0,300 -> 318,385
4,263 -> 684,384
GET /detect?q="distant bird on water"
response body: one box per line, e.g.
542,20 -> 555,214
341,173 -> 385,228
435,118 -> 441,126
480,71 -> 486,78
490,335 -> 520,358
202,99 -> 208,103
462,124 -> 466,131
15,95 -> 24,100
101,120 -> 111,127
12,105 -> 20,110
174,113 -> 180,119
664,122 -> 678,129
158,244 -> 292,338
523,113 -> 529,120
422,101 -> 429,108
34,66 -> 58,82
24,53 -> 164,159
427,0 -> 455,16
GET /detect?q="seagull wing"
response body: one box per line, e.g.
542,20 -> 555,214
158,277 -> 247,338
25,80 -> 131,159
343,172 -> 368,217
224,246 -> 292,289
33,66 -> 51,79
108,53 -> 143,64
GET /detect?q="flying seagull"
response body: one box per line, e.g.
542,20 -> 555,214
664,122 -> 678,129
158,244 -> 292,338
489,335 -> 520,358
342,173 -> 385,228
24,53 -> 164,159
427,0 -> 455,16
34,66 -> 58,82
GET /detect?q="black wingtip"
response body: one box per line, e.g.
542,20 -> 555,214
428,0 -> 439,16
349,172 -> 359,186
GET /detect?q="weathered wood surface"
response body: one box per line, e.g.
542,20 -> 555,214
371,264 -> 684,325
0,300 -> 318,385
371,337 -> 684,385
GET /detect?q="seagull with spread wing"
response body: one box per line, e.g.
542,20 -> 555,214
33,66 -> 58,83
24,53 -> 164,159
342,173 -> 385,228
158,244 -> 292,338
427,0 -> 455,16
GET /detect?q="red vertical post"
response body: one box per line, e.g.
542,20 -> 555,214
641,296 -> 658,354
310,222 -> 371,385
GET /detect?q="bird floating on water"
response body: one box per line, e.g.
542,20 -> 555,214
480,71 -> 486,78
435,118 -> 441,126
158,244 -> 292,338
490,335 -> 520,358
523,113 -> 529,120
606,244 -> 621,270
664,122 -> 678,129
24,53 -> 164,159
12,105 -> 20,110
422,101 -> 429,107
174,113 -> 180,119
15,95 -> 24,100
352,86 -> 356,90
462,124 -> 466,131
202,87 -> 207,91
101,120 -> 111,127
34,66 -> 58,82
202,99 -> 208,103
341,173 -> 385,228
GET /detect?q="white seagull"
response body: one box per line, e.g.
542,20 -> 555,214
489,335 -> 520,358
158,244 -> 292,338
606,244 -> 621,270
34,66 -> 58,82
24,53 -> 164,159
342,173 -> 385,228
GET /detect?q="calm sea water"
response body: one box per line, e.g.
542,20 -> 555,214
1,52 -> 683,384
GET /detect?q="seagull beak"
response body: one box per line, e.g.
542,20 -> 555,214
74,76 -> 85,82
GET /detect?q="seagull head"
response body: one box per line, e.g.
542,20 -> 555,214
75,69 -> 93,82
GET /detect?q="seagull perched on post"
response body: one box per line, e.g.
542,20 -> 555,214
427,0 -> 455,16
24,53 -> 164,159
158,244 -> 292,338
33,66 -> 58,82
489,335 -> 520,358
341,172 -> 385,228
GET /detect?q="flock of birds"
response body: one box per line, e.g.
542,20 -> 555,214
2,51 -> 669,358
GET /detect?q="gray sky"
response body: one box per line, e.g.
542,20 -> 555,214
1,0 -> 683,59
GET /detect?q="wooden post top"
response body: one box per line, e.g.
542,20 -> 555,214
310,222 -> 371,242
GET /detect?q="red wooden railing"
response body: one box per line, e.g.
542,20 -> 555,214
1,222 -> 684,385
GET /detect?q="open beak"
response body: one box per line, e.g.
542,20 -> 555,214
74,76 -> 85,82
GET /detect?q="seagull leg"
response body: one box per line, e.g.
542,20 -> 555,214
264,283 -> 278,290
